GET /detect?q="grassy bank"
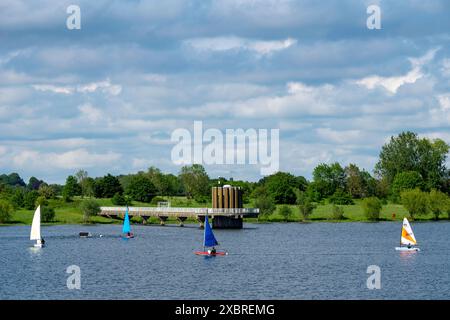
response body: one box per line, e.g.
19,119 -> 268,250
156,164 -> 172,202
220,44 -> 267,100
1,197 -> 447,226
257,199 -> 448,222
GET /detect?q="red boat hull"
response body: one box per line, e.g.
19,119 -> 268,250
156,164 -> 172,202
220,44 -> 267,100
195,251 -> 227,256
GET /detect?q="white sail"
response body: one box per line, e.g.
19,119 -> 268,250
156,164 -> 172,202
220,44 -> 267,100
30,205 -> 41,241
400,217 -> 417,246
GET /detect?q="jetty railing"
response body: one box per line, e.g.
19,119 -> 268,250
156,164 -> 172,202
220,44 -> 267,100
99,206 -> 259,218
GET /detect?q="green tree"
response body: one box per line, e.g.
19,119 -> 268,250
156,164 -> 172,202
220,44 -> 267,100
391,171 -> 423,198
400,189 -> 429,220
179,164 -> 209,200
112,192 -> 127,205
80,200 -> 101,223
147,167 -> 171,196
296,190 -> 316,221
24,190 -> 39,210
41,206 -> 55,222
329,188 -> 354,205
93,174 -> 123,198
428,189 -> 448,220
345,164 -> 366,198
375,177 -> 391,199
38,183 -> 55,199
362,197 -> 383,221
82,177 -> 95,198
165,173 -> 184,196
253,186 -> 276,219
101,174 -> 123,198
75,169 -> 89,198
279,205 -> 292,222
305,182 -> 322,202
0,173 -> 26,187
63,175 -> 81,201
375,131 -> 449,189
11,189 -> 25,209
27,176 -> 44,190
0,199 -> 13,223
312,162 -> 346,200
35,196 -> 48,207
125,174 -> 156,203
258,172 -> 301,204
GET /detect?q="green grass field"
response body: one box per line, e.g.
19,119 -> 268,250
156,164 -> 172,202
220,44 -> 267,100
252,200 -> 441,222
1,196 -> 446,226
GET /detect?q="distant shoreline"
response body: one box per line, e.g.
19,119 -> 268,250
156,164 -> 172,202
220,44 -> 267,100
2,216 -> 449,227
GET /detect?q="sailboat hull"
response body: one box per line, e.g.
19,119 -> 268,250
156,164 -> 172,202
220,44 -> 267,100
195,251 -> 227,256
395,247 -> 420,252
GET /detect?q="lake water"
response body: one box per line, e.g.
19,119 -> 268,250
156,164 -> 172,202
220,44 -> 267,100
1,222 -> 449,300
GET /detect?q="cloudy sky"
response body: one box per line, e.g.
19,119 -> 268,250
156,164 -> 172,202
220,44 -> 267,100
0,0 -> 449,183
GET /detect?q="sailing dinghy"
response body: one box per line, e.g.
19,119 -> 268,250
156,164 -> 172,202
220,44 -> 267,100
122,206 -> 134,239
30,205 -> 45,248
395,217 -> 420,252
195,215 -> 227,256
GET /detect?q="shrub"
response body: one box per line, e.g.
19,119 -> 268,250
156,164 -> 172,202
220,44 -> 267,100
79,200 -> 101,223
331,205 -> 345,220
400,189 -> 429,220
0,200 -> 13,223
428,189 -> 448,220
362,197 -> 382,221
296,191 -> 316,221
41,206 -> 55,222
279,205 -> 292,222
329,189 -> 354,205
111,192 -> 127,205
150,196 -> 166,206
35,196 -> 48,207
254,195 -> 276,219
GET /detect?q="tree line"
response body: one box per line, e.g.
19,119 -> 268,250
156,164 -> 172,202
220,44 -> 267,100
0,131 -> 449,223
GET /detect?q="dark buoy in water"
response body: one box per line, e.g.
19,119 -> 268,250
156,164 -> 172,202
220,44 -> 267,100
79,232 -> 91,238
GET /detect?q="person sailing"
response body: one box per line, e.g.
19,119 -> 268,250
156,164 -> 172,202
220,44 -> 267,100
210,247 -> 216,255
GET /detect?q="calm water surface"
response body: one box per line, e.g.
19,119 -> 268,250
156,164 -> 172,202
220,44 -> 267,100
0,222 -> 449,299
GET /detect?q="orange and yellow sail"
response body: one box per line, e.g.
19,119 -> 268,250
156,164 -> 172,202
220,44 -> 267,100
400,217 -> 417,246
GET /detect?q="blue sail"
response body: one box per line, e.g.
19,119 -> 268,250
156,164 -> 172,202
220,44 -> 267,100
122,207 -> 131,234
203,215 -> 218,247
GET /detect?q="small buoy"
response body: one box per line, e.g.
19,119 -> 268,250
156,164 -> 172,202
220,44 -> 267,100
99,234 -> 103,238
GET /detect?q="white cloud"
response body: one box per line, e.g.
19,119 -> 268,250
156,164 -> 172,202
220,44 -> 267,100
438,94 -> 450,111
184,36 -> 296,56
441,59 -> 450,77
77,79 -> 122,95
316,128 -> 362,144
32,79 -> 122,96
78,103 -> 105,124
356,49 -> 439,94
32,84 -> 73,94
11,148 -> 121,170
